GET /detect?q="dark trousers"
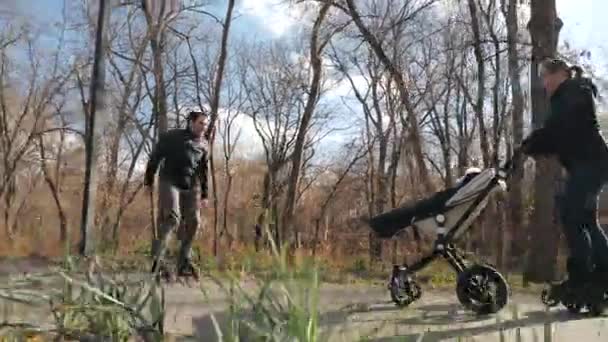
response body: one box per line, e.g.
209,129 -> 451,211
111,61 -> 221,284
560,163 -> 608,282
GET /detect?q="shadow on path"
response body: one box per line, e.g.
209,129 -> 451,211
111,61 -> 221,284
189,306 -> 359,341
317,300 -> 604,341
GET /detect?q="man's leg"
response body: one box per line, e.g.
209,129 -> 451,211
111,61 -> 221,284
178,188 -> 201,274
151,180 -> 181,271
580,169 -> 608,273
560,169 -> 595,285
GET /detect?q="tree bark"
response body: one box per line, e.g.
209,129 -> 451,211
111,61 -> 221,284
502,0 -> 525,267
206,0 -> 235,257
38,135 -> 68,243
466,0 -> 491,167
79,0 -> 111,256
524,0 -> 563,283
142,0 -> 170,134
281,3 -> 330,248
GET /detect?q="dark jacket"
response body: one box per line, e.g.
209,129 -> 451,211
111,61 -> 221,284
523,77 -> 608,171
144,128 -> 209,199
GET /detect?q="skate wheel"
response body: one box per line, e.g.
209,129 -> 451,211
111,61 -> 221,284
456,264 -> 509,315
565,303 -> 582,314
390,271 -> 421,308
588,303 -> 606,317
541,288 -> 559,307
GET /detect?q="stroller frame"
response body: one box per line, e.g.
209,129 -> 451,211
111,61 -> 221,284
401,170 -> 502,274
378,166 -> 512,315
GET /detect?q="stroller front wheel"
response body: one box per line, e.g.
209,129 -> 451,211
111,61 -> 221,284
389,266 -> 422,308
456,264 -> 509,315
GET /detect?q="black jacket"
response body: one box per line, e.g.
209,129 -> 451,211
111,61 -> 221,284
523,77 -> 608,171
144,128 -> 209,199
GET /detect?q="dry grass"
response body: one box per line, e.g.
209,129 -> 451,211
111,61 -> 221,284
0,156 -> 559,294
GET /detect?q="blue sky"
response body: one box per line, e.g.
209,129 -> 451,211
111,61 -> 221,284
9,1 -> 604,41
3,0 -> 607,156
556,0 -> 608,74
6,0 -> 605,70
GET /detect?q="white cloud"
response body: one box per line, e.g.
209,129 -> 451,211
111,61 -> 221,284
216,110 -> 264,159
239,0 -> 314,37
326,74 -> 369,99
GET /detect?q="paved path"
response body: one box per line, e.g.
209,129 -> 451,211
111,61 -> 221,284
162,281 -> 608,341
0,258 -> 607,341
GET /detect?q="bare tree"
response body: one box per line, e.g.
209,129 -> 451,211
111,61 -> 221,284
141,0 -> 181,134
524,0 -> 563,283
465,0 -> 491,167
218,80 -> 244,248
282,2 -> 332,248
79,0 -> 112,256
343,0 -> 435,194
100,4 -> 150,247
205,0 -> 236,257
501,0 -> 525,267
0,24 -> 74,241
37,104 -> 71,243
312,140 -> 367,256
239,40 -> 308,247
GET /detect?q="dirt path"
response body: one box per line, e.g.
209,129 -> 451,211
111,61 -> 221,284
164,281 -> 608,341
0,258 -> 607,341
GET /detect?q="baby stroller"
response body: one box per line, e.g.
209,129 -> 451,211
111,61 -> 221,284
365,157 -> 516,315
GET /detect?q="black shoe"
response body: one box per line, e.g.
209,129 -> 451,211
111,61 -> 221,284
151,260 -> 172,282
591,269 -> 608,285
177,259 -> 199,280
546,278 -> 579,302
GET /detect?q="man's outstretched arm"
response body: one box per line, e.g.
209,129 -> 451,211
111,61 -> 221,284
144,134 -> 167,187
197,147 -> 209,200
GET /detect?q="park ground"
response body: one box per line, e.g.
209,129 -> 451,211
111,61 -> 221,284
0,256 -> 607,341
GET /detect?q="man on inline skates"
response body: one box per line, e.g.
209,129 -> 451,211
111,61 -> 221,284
144,111 -> 210,282
521,58 -> 608,308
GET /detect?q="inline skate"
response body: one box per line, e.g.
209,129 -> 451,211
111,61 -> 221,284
541,272 -> 608,315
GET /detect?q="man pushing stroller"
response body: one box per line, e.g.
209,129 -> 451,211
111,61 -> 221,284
521,58 -> 608,309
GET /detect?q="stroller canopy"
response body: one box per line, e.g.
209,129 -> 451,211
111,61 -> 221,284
366,168 -> 490,239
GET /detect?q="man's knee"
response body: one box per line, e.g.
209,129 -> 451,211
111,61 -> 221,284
182,214 -> 200,238
160,209 -> 181,231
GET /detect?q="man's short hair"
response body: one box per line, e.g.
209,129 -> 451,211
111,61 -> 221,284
187,111 -> 208,122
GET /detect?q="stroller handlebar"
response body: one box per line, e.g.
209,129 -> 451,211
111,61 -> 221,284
497,146 -> 525,179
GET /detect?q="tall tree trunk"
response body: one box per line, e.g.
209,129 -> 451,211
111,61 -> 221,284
205,0 -> 235,137
101,41 -> 148,248
205,0 -> 235,257
222,170 -> 234,246
210,155 -> 220,256
79,0 -> 111,256
524,0 -> 563,283
150,37 -> 167,133
281,3 -> 330,249
255,171 -> 272,251
363,108 -> 379,261
467,0 -> 491,167
38,135 -> 68,242
142,0 -> 177,134
371,73 -> 390,263
389,127 -> 403,264
502,0 -> 525,267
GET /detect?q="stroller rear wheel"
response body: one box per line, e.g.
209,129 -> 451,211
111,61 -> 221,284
456,264 -> 509,315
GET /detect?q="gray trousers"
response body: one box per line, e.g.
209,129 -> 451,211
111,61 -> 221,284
152,178 -> 201,267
